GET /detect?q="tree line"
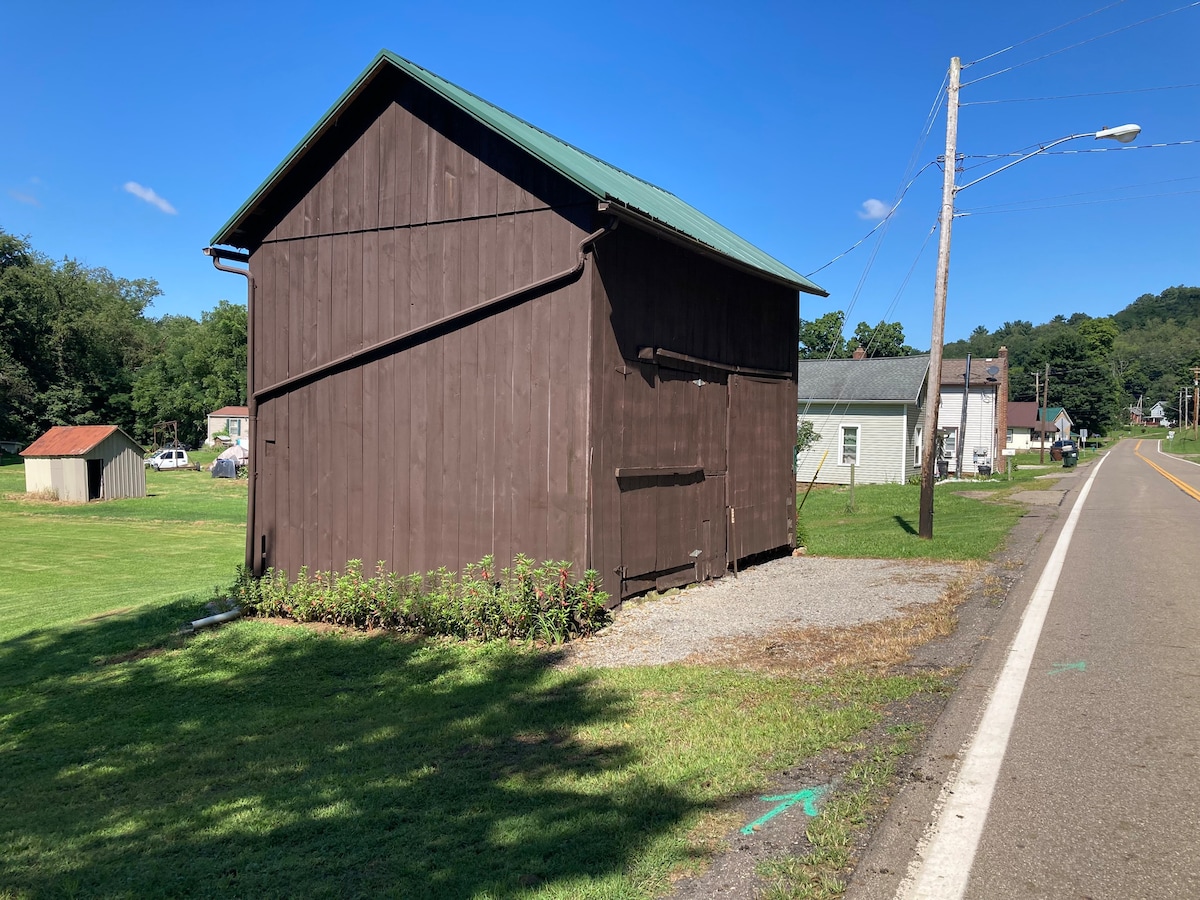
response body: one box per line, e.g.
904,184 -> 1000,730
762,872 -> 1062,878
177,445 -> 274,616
944,286 -> 1200,435
0,229 -> 247,449
799,285 -> 1200,436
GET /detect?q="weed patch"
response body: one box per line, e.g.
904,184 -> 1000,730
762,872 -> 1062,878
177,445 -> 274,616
230,555 -> 610,643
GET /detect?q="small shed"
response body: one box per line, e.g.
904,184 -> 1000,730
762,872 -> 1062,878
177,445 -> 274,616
206,405 -> 250,446
206,50 -> 827,600
20,425 -> 146,501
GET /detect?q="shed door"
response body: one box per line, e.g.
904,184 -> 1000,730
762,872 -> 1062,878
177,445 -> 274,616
616,364 -> 727,596
727,374 -> 794,561
86,458 -> 103,501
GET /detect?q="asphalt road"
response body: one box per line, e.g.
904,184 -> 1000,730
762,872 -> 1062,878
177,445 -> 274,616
849,439 -> 1200,900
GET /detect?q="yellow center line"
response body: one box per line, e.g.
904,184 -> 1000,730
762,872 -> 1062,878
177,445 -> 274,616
1134,440 -> 1200,503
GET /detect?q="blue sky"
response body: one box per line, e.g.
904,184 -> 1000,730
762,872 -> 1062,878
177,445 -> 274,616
3,1 -> 1197,346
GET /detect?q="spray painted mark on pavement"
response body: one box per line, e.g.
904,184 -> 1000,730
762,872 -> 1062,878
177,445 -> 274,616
1049,661 -> 1086,675
740,784 -> 831,835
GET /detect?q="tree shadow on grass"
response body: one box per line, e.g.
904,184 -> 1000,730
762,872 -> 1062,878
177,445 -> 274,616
892,514 -> 918,536
0,602 -> 699,897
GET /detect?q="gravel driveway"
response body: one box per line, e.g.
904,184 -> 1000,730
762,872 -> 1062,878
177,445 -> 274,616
558,555 -> 966,669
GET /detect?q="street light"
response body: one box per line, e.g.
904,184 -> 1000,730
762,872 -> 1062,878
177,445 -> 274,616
917,55 -> 1141,539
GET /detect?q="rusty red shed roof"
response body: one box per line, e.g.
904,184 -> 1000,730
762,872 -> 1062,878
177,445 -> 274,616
20,425 -> 130,457
209,406 -> 249,418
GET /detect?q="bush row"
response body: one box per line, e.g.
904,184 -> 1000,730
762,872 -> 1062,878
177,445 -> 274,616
229,555 -> 610,643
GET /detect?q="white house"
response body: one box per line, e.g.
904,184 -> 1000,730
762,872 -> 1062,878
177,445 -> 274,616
205,406 -> 250,446
796,353 -> 930,485
938,350 -> 1009,475
1005,402 -> 1057,450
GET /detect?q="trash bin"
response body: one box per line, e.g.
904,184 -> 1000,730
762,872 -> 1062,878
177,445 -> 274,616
936,458 -> 949,479
1063,449 -> 1078,468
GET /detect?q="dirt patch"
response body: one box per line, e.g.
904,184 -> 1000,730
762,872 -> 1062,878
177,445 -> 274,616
685,566 -> 977,676
669,690 -> 951,899
82,606 -> 135,622
95,646 -> 166,666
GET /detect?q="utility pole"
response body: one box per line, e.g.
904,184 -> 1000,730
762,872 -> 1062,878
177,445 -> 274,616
1039,364 -> 1050,464
1192,367 -> 1200,441
956,353 -> 971,478
919,56 -> 960,539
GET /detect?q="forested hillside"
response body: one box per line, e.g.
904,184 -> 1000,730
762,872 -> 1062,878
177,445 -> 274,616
0,229 -> 246,448
944,285 -> 1200,435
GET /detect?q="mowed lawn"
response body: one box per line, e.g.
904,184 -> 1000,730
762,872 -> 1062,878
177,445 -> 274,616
0,459 -> 246,641
0,455 -> 953,898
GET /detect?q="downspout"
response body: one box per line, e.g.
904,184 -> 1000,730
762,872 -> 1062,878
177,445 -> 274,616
203,246 -> 257,574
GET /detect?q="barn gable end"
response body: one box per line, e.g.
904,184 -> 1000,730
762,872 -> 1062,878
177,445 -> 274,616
209,51 -> 823,600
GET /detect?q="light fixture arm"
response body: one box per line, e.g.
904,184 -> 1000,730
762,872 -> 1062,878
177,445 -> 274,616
955,133 -> 1090,194
955,123 -> 1141,194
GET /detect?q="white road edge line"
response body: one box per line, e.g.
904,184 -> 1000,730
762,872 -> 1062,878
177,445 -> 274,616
1156,438 -> 1200,468
898,451 -> 1111,900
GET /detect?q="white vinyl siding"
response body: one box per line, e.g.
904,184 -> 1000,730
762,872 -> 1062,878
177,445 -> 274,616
796,401 -> 924,485
937,385 -> 998,473
839,425 -> 859,465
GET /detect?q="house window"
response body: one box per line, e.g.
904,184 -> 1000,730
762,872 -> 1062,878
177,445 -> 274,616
228,418 -> 242,436
914,427 -> 923,466
839,425 -> 859,465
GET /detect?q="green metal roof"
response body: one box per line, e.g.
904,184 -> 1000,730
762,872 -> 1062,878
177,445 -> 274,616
212,50 -> 826,296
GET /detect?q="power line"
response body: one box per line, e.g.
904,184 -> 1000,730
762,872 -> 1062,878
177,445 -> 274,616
958,188 -> 1200,215
804,161 -> 938,277
962,82 -> 1200,105
954,175 -> 1200,210
962,139 -> 1200,159
962,1 -> 1200,88
964,0 -> 1129,68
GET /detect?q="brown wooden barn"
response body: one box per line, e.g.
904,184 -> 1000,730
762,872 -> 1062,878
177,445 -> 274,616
207,50 -> 826,600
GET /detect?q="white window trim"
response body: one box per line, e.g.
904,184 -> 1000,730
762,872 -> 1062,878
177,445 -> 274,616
914,427 -> 923,467
839,424 -> 860,466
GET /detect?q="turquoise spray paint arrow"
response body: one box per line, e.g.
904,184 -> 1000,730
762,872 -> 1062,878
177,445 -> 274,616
1049,661 -> 1086,675
740,784 -> 831,835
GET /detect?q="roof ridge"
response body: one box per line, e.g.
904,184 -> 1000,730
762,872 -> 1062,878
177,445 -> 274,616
390,53 -> 678,198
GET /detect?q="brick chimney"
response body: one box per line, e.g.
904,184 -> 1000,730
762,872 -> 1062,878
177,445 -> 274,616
852,345 -> 867,360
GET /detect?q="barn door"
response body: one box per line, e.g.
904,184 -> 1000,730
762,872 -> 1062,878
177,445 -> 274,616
726,374 -> 794,562
616,363 -> 727,596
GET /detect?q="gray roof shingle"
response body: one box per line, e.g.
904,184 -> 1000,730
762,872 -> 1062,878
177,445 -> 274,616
797,356 -> 930,403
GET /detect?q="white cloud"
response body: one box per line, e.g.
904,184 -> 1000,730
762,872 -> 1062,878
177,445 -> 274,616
9,189 -> 40,206
857,198 -> 891,221
124,181 -> 177,215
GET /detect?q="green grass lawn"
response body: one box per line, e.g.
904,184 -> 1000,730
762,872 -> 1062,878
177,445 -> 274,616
1156,429 -> 1200,461
0,458 -> 246,640
0,454 -> 963,898
794,441 -> 1120,561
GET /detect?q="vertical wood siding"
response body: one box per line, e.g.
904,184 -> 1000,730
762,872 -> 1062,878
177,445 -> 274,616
589,226 -> 799,598
246,72 -> 595,581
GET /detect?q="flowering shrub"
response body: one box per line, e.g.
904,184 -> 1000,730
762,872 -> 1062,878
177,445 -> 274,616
229,555 -> 609,643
